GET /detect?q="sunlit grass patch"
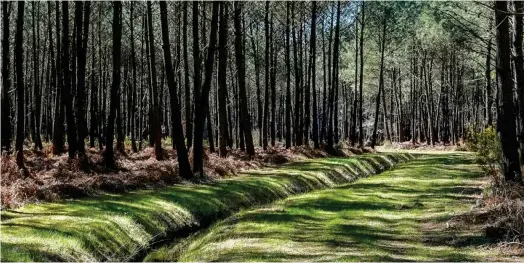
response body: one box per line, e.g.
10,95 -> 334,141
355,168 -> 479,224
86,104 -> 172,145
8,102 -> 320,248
1,153 -> 412,262
153,153 -> 518,262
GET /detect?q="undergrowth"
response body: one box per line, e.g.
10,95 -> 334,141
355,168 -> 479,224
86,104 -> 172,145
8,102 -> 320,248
1,152 -> 412,262
0,140 -> 370,208
463,126 -> 524,249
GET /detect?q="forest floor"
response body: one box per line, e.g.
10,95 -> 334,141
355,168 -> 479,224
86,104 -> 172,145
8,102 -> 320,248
146,153 -> 524,262
0,151 -> 411,262
1,140 -> 371,208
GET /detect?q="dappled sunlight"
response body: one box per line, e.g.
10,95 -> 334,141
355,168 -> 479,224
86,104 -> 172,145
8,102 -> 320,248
169,153 -> 516,262
1,153 -> 412,262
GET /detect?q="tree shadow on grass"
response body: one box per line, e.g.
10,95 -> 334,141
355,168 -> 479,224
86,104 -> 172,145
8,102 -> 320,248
175,153 -> 487,262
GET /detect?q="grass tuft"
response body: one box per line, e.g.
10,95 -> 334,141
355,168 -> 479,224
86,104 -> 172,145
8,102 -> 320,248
150,153 -> 521,262
1,153 -> 412,262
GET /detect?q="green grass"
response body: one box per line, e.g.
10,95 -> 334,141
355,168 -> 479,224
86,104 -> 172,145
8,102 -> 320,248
0,153 -> 412,262
148,153 -> 513,262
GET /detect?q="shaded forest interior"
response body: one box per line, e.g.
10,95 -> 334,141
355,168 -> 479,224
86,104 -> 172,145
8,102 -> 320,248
1,1 -> 523,206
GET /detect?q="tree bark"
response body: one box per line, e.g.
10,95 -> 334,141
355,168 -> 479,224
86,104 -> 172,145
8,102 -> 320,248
285,2 -> 292,149
270,14 -> 276,147
358,2 -> 365,147
190,2 -> 201,150
53,2 -> 65,154
233,2 -> 255,156
311,2 -> 319,149
495,1 -> 522,183
146,1 -> 163,160
183,2 -> 191,150
371,10 -> 387,149
218,2 -> 229,157
1,2 -> 11,153
31,3 -> 43,150
104,2 -> 122,168
15,1 -> 25,168
62,1 -> 77,158
193,1 -> 219,175
159,0 -> 193,179
262,1 -> 270,150
514,1 -> 524,163
76,2 -> 90,166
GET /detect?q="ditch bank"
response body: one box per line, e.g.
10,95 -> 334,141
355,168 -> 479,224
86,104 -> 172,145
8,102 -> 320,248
1,152 -> 414,262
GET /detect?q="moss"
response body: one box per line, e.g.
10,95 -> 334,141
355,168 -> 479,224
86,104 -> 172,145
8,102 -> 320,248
1,153 -> 412,262
152,153 -> 513,262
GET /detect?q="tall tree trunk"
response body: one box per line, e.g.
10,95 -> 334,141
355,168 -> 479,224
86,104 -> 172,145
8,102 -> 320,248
15,1 -> 25,168
358,2 -> 365,147
147,1 -> 163,159
159,0 -> 193,179
190,2 -> 200,150
485,19 -> 493,128
350,13 -> 359,146
193,1 -> 219,175
310,2 -> 319,149
285,2 -> 292,149
104,1 -> 122,168
31,3 -> 43,150
233,2 -> 255,156
218,2 -> 229,157
270,14 -> 276,147
292,3 -> 302,146
183,2 -> 191,150
262,1 -> 270,150
320,18 -> 327,143
53,1 -> 65,154
514,1 -> 524,162
495,1 -> 522,183
1,2 -> 11,153
371,10 -> 387,149
129,2 -> 138,153
89,4 -> 96,148
76,2 -> 90,167
62,1 -> 78,158
331,2 -> 341,147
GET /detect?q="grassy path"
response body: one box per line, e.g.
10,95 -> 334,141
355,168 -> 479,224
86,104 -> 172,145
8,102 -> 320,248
1,153 -> 411,262
150,153 -> 519,262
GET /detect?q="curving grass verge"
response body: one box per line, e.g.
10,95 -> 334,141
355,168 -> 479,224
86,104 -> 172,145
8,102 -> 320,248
1,152 -> 413,262
160,153 -> 517,262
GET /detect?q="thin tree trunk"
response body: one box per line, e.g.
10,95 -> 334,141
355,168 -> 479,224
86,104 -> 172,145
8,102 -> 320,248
350,13 -> 358,146
159,0 -> 193,179
262,1 -> 270,150
104,2 -> 122,168
270,14 -> 276,147
358,2 -> 365,147
89,4 -> 96,148
62,1 -> 77,158
183,2 -> 191,150
129,2 -> 138,153
1,2 -> 11,153
233,2 -> 255,156
311,2 -> 319,149
218,2 -> 229,157
76,2 -> 91,167
285,2 -> 292,149
371,10 -> 386,149
193,1 -> 219,175
15,1 -> 25,169
31,3 -> 43,150
147,1 -> 163,159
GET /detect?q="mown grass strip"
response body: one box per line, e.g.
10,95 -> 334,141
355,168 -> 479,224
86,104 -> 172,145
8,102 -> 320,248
1,152 -> 413,262
160,153 -> 506,262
